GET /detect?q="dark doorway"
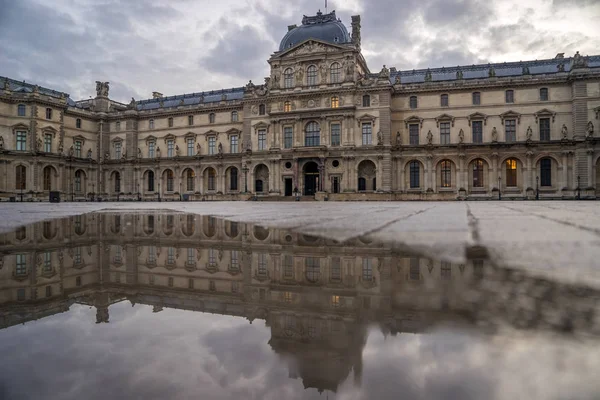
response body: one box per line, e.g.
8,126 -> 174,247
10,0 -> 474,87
358,177 -> 366,191
303,162 -> 319,196
285,178 -> 293,196
255,179 -> 263,193
332,177 -> 340,194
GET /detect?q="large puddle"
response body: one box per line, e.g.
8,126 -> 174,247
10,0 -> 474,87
0,212 -> 599,399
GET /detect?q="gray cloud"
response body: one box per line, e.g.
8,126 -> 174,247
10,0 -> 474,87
0,0 -> 597,103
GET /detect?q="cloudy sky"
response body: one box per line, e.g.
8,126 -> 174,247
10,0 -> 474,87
0,0 -> 598,103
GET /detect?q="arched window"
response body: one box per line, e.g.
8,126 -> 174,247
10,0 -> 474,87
74,170 -> 82,192
76,118 -> 82,129
441,160 -> 452,187
506,159 -> 517,187
230,168 -> 238,191
330,96 -> 339,108
409,161 -> 420,188
472,159 -> 484,188
165,170 -> 174,191
284,68 -> 294,88
114,172 -> 121,193
540,88 -> 549,101
147,171 -> 155,191
231,111 -> 238,122
43,166 -> 52,191
209,113 -> 215,123
284,101 -> 291,112
15,165 -> 26,191
258,104 -> 266,115
358,177 -> 366,191
307,65 -> 317,86
207,169 -> 216,191
540,158 -> 552,186
441,94 -> 449,107
304,121 -> 320,147
362,95 -> 370,107
186,169 -> 195,191
330,62 -> 341,83
409,96 -> 418,109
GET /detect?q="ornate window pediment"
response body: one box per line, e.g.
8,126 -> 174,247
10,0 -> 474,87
253,122 -> 270,133
226,128 -> 241,138
277,39 -> 344,58
72,135 -> 86,146
163,133 -> 176,143
534,108 -> 556,123
111,137 -> 123,143
12,123 -> 29,133
435,113 -> 455,127
356,113 -> 376,127
467,112 -> 488,126
145,135 -> 157,144
184,131 -> 196,139
40,126 -> 57,137
595,106 -> 600,119
404,115 -> 424,128
500,110 -> 521,124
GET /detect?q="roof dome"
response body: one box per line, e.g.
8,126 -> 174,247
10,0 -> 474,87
279,10 -> 351,52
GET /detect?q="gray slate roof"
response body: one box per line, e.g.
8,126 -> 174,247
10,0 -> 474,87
279,10 -> 351,52
1,76 -> 70,100
135,87 -> 245,111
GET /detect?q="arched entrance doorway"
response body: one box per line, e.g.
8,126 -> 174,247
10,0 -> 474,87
303,161 -> 319,195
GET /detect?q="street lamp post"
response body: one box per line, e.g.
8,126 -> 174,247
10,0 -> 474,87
577,175 -> 581,200
242,166 -> 249,193
137,183 -> 140,201
498,174 -> 501,201
536,176 -> 539,200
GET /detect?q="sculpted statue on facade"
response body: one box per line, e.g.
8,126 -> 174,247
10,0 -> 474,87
561,124 -> 568,139
121,150 -> 126,160
295,66 -> 304,83
488,66 -> 496,77
379,65 -> 390,78
377,130 -> 383,145
87,148 -> 92,159
320,62 -> 328,82
174,145 -> 180,156
104,151 -> 110,160
196,142 -> 201,155
156,146 -> 161,158
137,147 -> 142,158
396,131 -> 401,146
218,142 -> 223,155
572,51 -> 588,69
3,78 -> 8,90
526,126 -> 533,141
343,57 -> 354,80
69,145 -> 74,157
36,136 -> 42,151
557,62 -> 565,72
95,81 -> 109,97
424,69 -> 432,82
271,70 -> 280,89
427,130 -> 433,144
456,69 -> 463,80
0,135 -> 4,150
459,129 -> 465,143
587,121 -> 594,137
522,65 -> 530,75
394,74 -> 401,84
128,97 -> 136,109
492,127 -> 498,142
58,138 -> 64,153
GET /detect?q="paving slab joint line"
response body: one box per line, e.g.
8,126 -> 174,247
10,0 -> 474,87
297,205 -> 438,242
499,204 -> 600,238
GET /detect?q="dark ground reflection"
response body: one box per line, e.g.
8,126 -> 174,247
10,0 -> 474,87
0,212 -> 599,400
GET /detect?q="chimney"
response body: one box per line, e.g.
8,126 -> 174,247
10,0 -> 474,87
152,91 -> 163,99
351,15 -> 361,48
288,24 -> 297,31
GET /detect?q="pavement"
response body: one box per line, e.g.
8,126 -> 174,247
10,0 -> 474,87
1,201 -> 599,288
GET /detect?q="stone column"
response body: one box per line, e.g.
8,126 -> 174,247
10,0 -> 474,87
526,152 -> 533,191
562,151 -> 569,190
425,156 -> 432,191
457,154 -> 465,191
198,169 -> 204,194
587,149 -> 594,188
396,157 -> 403,192
491,153 -> 498,191
318,158 -> 325,192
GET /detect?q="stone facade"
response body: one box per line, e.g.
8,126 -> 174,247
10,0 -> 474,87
1,11 -> 599,201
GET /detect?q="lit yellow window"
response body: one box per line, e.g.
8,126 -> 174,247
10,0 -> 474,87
331,96 -> 339,108
284,101 -> 291,112
331,295 -> 340,307
284,291 -> 292,303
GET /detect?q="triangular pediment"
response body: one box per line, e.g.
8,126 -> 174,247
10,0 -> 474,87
163,133 -> 176,143
468,112 -> 488,126
500,110 -> 521,124
435,113 -> 455,127
534,108 -> 556,122
145,135 -> 157,143
404,115 -> 424,128
274,39 -> 348,59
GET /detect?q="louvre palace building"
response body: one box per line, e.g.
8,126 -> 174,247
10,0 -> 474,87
0,10 -> 599,201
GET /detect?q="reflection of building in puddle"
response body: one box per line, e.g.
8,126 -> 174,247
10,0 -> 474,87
0,212 -> 597,393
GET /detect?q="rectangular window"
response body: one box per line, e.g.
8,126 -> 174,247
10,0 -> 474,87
410,258 -> 420,280
283,127 -> 293,149
168,118 -> 173,128
46,108 -> 52,119
44,134 -> 52,153
168,277 -> 174,287
167,247 -> 175,265
114,245 -> 122,264
258,129 -> 267,150
330,123 -> 341,146
230,250 -> 239,271
230,135 -> 238,153
540,158 -> 552,187
258,254 -> 267,275
148,246 -> 156,264
187,138 -> 194,156
472,92 -> 481,105
16,254 -> 27,276
208,137 -> 216,155
409,124 -> 419,145
362,123 -> 372,145
472,121 -> 483,143
167,139 -> 174,157
440,122 -> 450,145
441,94 -> 449,107
505,90 -> 514,104
505,119 -> 516,142
188,115 -> 194,126
539,118 -> 550,141
540,88 -> 549,101
148,142 -> 155,158
74,247 -> 82,265
116,121 -> 121,131
441,262 -> 451,280
330,257 -> 341,281
18,104 -> 26,116
46,286 -> 52,297
283,255 -> 293,278
362,258 -> 373,281
44,252 -> 52,271
74,141 -> 81,158
410,162 -> 420,188
409,96 -> 418,109
114,142 -> 122,159
149,119 -> 155,129
16,131 -> 27,151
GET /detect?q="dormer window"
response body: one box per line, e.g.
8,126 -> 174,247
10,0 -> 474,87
334,36 -> 339,43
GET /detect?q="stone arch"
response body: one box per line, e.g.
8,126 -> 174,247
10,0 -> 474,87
182,168 -> 196,192
254,164 -> 269,193
536,156 -> 558,189
182,214 -> 196,237
465,155 -> 493,168
500,157 -> 523,190
357,159 -> 377,191
110,170 -> 122,193
404,159 -> 425,190
204,167 -> 217,192
468,158 -> 489,191
143,169 -> 156,192
436,159 -> 456,189
162,169 -> 175,192
399,157 -> 428,172
74,169 -> 87,194
304,120 -> 320,147
42,165 -> 58,191
225,166 -> 239,192
533,153 -> 562,168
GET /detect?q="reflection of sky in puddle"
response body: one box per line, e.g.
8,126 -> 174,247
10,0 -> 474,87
0,212 -> 599,400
